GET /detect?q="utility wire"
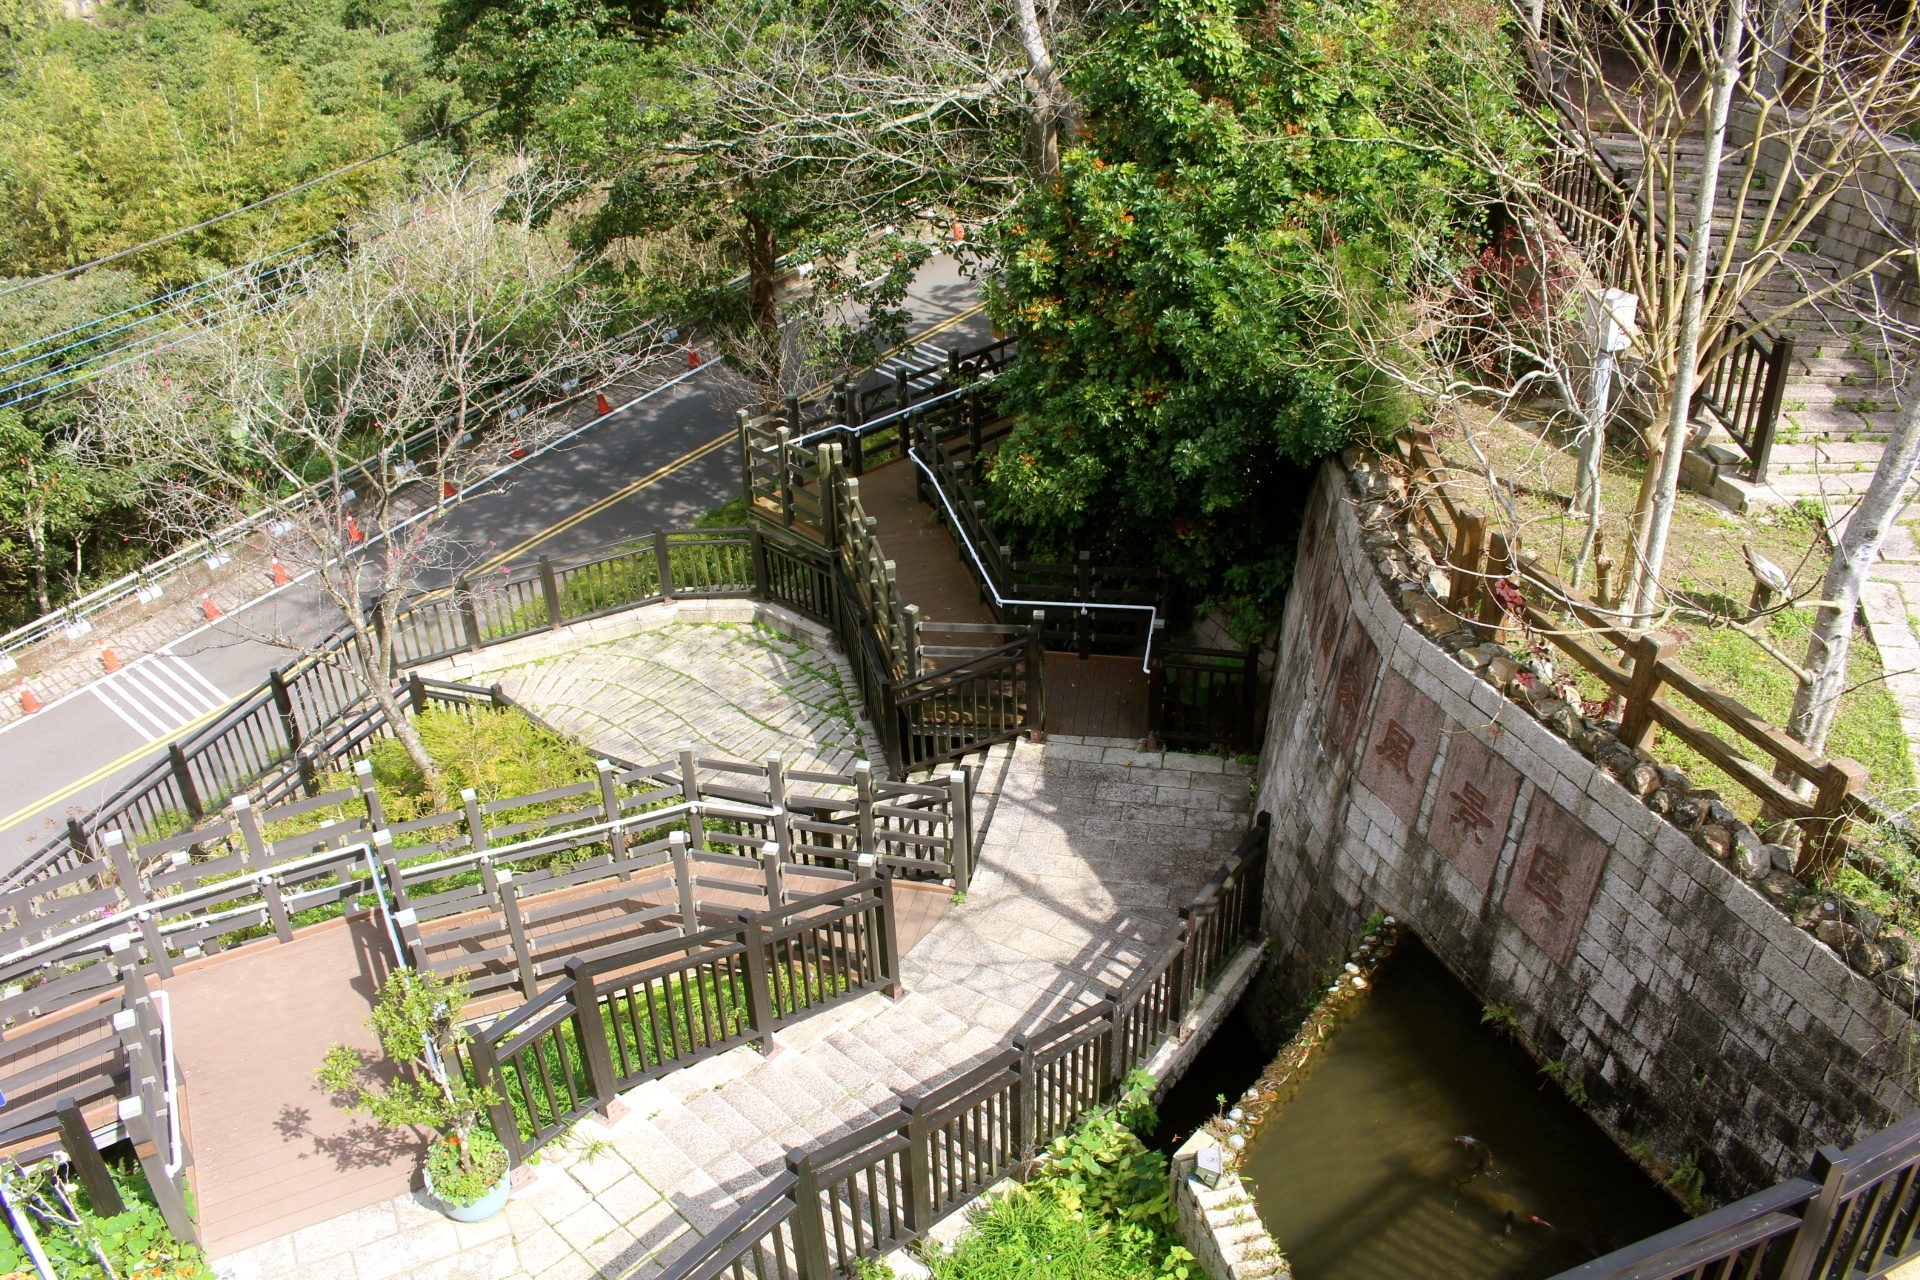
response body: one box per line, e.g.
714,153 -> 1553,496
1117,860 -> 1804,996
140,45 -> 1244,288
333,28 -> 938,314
0,105 -> 496,304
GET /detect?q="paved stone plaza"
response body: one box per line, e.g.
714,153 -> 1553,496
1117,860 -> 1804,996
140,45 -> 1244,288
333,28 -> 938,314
422,600 -> 885,772
212,737 -> 1254,1280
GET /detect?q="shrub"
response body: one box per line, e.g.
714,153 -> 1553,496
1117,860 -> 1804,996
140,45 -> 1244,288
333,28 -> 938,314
0,1156 -> 212,1280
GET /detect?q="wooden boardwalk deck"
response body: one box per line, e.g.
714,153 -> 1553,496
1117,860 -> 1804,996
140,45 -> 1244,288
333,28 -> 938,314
857,459 -> 994,624
158,872 -> 949,1258
859,458 -> 1149,740
1044,654 -> 1150,741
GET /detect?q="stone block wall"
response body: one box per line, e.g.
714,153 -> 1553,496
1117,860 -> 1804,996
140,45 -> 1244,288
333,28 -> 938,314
1244,460 -> 1919,1199
1731,101 -> 1920,322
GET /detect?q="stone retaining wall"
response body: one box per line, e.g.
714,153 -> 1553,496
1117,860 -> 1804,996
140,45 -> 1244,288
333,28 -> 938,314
1244,460 -> 1919,1199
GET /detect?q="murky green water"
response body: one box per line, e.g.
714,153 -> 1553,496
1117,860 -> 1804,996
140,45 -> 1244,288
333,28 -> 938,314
1240,944 -> 1685,1280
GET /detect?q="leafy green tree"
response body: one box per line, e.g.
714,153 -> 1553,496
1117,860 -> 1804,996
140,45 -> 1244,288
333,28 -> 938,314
980,0 -> 1502,632
0,410 -> 112,613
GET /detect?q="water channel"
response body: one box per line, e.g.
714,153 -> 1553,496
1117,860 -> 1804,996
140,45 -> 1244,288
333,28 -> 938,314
1183,943 -> 1685,1280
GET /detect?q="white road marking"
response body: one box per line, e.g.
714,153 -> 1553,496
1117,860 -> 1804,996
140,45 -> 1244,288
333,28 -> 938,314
91,657 -> 226,743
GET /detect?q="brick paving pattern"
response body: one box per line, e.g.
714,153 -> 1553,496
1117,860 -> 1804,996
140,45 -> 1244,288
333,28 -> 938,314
212,737 -> 1253,1280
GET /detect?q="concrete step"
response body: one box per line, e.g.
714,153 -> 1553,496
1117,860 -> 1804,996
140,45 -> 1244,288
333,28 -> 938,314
1766,440 -> 1892,473
1776,404 -> 1907,440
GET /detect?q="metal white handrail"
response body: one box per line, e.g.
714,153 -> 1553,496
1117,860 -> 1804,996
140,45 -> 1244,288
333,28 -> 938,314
908,448 -> 1161,673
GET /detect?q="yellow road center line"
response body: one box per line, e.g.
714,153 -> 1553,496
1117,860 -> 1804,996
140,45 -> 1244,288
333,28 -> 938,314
3,302 -> 994,839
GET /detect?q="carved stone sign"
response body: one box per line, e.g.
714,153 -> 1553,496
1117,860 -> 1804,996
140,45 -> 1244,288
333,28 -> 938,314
1502,795 -> 1610,968
1322,619 -> 1380,756
1358,672 -> 1445,824
1428,727 -> 1522,892
1308,564 -> 1350,692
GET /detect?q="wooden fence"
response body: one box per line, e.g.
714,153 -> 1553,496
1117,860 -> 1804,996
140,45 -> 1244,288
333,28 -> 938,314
1402,431 -> 1869,868
737,335 -> 1263,754
470,877 -> 900,1164
6,519 -> 1010,889
1540,100 -> 1795,485
656,815 -> 1271,1280
1547,1108 -> 1920,1280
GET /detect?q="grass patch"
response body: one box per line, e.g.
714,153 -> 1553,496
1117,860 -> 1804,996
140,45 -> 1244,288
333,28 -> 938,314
0,1152 -> 212,1280
927,1074 -> 1196,1280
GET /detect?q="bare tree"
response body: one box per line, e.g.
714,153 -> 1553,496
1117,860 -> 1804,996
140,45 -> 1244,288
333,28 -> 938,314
1786,362 -> 1920,756
83,167 -> 665,791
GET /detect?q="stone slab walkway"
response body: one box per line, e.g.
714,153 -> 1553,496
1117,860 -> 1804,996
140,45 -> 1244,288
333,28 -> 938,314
421,600 -> 885,773
212,736 -> 1253,1280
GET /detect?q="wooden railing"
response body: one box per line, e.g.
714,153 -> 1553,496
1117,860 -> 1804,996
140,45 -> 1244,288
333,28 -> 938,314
470,877 -> 900,1164
657,815 -> 1271,1280
1148,645 -> 1264,755
1549,1108 -> 1920,1280
1540,104 -> 1796,485
1402,432 -> 1869,867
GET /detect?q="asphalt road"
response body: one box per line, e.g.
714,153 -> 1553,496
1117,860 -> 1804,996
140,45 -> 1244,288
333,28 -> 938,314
0,255 -> 990,869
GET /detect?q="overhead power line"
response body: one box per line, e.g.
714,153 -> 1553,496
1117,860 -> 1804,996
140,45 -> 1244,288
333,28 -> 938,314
0,104 -> 498,305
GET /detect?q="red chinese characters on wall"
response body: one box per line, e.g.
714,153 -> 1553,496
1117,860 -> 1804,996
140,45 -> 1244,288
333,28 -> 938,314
1427,728 -> 1523,892
1358,672 -> 1445,823
1322,620 -> 1380,755
1501,795 -> 1611,968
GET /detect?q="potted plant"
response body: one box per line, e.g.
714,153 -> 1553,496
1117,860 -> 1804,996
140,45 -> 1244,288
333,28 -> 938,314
318,968 -> 511,1221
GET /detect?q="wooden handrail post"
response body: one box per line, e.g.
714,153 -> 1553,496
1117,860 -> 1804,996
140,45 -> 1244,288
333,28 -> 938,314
670,830 -> 699,943
777,427 -> 796,526
760,840 -> 786,910
903,1098 -> 935,1230
597,760 -> 627,874
466,1033 -> 528,1166
407,670 -> 428,713
56,1098 -> 123,1216
736,407 -> 755,508
456,578 -> 483,653
354,757 -> 384,831
749,525 -> 770,600
655,528 -> 675,603
1239,641 -> 1262,752
270,667 -> 301,752
853,760 -> 876,854
1778,1145 -> 1851,1280
1076,552 -> 1093,660
1027,611 -> 1047,740
1448,511 -> 1487,621
166,743 -> 204,820
767,753 -> 792,855
679,743 -> 705,851
1618,634 -> 1673,752
538,555 -> 564,632
820,443 -> 841,550
1751,335 -> 1794,486
787,1154 -> 833,1280
297,746 -> 321,798
1805,757 -> 1870,874
462,787 -> 489,856
742,915 -> 781,1052
1477,531 -> 1516,641
495,868 -> 539,999
947,768 -> 972,891
117,1095 -> 196,1245
871,860 -> 902,999
564,959 -> 621,1114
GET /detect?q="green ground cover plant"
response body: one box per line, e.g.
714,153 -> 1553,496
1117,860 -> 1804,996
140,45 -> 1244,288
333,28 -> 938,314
0,1153 -> 213,1280
928,1073 -> 1195,1280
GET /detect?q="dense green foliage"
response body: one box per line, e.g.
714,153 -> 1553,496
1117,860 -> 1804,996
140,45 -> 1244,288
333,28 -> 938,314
0,1156 -> 213,1280
0,0 -> 461,281
982,0 -> 1514,631
930,1074 -> 1195,1280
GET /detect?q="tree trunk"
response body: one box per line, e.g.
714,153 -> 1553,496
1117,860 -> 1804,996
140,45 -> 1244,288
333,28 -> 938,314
1014,0 -> 1074,181
744,211 -> 782,390
1785,365 -> 1920,757
1629,0 -> 1746,622
24,510 -> 49,614
358,600 -> 441,794
1753,0 -> 1798,101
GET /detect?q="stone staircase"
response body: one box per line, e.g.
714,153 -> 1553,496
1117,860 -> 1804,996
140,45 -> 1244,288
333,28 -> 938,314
1580,127 -> 1909,513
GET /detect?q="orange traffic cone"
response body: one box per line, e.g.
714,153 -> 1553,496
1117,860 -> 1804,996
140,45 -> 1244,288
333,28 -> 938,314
100,643 -> 121,674
18,680 -> 41,714
596,392 -> 613,416
509,437 -> 528,459
270,557 -> 290,588
345,515 -> 364,543
951,221 -> 966,243
200,591 -> 222,621
443,480 -> 458,500
687,343 -> 701,369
